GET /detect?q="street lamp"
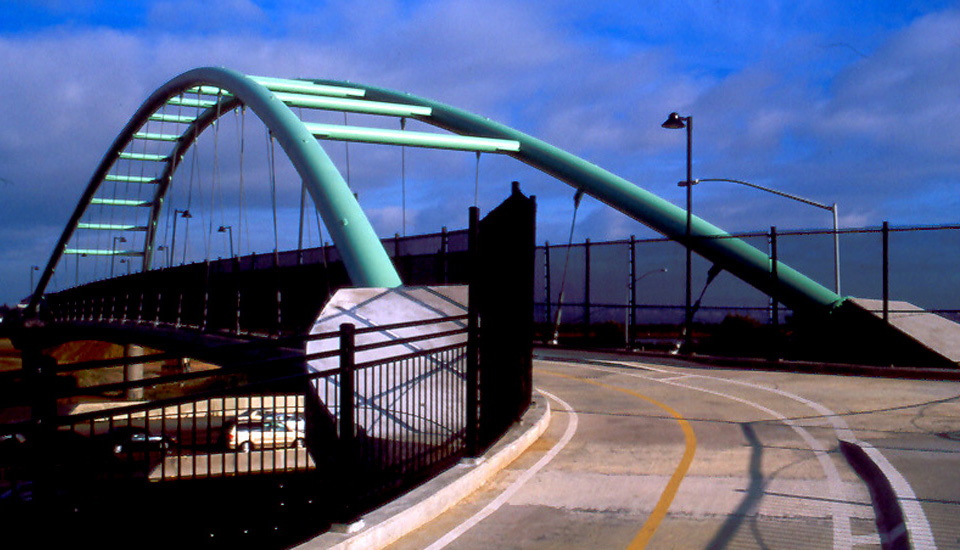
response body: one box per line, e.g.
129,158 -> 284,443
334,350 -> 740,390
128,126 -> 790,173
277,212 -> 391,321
662,112 -> 694,352
626,268 -> 668,347
169,209 -> 192,267
29,265 -> 39,295
110,236 -> 127,278
218,225 -> 234,258
691,178 -> 841,295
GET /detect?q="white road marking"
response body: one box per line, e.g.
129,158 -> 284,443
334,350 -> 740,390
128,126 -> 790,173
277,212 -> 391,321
649,365 -> 938,550
576,361 -> 857,550
422,389 -> 578,550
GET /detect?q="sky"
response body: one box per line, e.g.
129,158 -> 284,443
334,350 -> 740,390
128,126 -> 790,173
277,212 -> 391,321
1,0 -> 959,306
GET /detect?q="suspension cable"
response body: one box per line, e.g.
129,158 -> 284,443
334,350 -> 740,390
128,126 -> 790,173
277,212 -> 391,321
550,189 -> 585,344
344,112 -> 351,189
235,106 -> 247,257
474,151 -> 481,208
268,131 -> 279,254
400,117 -> 407,237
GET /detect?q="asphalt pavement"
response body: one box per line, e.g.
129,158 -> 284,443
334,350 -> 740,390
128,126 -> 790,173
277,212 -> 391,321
358,353 -> 960,550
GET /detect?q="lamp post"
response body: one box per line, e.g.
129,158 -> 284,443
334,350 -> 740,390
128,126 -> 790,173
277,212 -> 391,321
169,209 -> 192,267
110,236 -> 127,278
691,178 -> 841,295
662,112 -> 694,352
218,225 -> 234,258
626,268 -> 668,347
29,265 -> 39,295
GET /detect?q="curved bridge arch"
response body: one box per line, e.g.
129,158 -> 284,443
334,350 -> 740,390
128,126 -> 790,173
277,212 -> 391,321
31,67 -> 401,311
32,67 -> 842,317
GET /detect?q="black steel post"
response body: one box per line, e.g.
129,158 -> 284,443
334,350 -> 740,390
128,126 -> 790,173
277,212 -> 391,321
684,117 -> 693,353
339,323 -> 356,445
584,238 -> 591,329
882,221 -> 889,323
337,322 -> 357,522
274,249 -> 281,335
544,242 -> 551,338
466,206 -> 480,457
23,345 -> 57,509
770,226 -> 780,361
202,260 -> 210,331
440,226 -> 449,284
629,235 -> 637,347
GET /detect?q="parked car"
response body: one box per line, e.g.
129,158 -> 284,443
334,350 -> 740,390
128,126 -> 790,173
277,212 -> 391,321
225,420 -> 305,452
100,426 -> 175,456
236,409 -> 305,432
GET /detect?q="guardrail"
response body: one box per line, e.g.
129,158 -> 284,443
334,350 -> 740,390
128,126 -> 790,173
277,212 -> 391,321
0,308 -> 532,523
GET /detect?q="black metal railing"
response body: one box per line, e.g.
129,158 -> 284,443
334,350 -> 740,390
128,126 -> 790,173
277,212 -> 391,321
42,229 -> 471,337
0,308 -> 527,525
536,223 -> 960,355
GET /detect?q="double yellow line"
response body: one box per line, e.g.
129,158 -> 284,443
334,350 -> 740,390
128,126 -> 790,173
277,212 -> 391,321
538,369 -> 697,549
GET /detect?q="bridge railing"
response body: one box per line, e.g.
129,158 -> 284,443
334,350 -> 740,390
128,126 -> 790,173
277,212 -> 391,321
536,223 -> 960,361
0,313 -> 493,522
43,229 -> 471,336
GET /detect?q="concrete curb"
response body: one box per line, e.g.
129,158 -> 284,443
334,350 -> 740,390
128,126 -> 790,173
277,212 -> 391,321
839,439 -> 910,550
296,393 -> 551,550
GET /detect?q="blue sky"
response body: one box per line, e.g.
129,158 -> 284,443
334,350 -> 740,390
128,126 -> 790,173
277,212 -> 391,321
1,1 -> 959,306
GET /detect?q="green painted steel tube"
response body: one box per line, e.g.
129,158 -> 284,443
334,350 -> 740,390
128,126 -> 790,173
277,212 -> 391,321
166,97 -> 215,108
119,152 -> 168,162
250,76 -> 365,98
104,175 -> 158,183
324,80 -> 842,314
30,68 -> 400,312
304,122 -> 520,152
150,68 -> 400,288
77,223 -> 146,231
134,132 -> 180,142
274,92 -> 432,117
90,198 -> 152,206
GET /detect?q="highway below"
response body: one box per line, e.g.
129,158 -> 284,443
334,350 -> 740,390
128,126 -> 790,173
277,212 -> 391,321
384,352 -> 960,550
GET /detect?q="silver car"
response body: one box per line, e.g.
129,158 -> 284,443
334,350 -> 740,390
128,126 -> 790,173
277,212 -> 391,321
226,420 -> 305,452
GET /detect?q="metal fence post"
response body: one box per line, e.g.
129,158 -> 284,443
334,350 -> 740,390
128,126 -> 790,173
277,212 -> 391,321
770,226 -> 780,361
544,241 -> 551,336
629,235 -> 636,347
882,221 -> 889,323
202,260 -> 211,331
339,323 -> 356,445
440,226 -> 449,284
466,206 -> 480,457
337,322 -> 357,522
584,238 -> 591,329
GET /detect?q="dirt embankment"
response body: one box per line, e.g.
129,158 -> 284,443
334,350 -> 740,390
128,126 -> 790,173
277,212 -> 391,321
0,339 -> 20,372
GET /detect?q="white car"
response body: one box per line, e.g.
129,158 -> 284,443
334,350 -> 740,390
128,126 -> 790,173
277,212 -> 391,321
226,420 -> 305,452
236,409 -> 305,432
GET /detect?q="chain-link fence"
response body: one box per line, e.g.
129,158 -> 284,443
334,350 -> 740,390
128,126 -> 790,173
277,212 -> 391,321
536,223 -> 960,352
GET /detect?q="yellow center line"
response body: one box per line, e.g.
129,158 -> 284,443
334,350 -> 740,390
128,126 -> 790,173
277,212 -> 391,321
537,368 -> 697,550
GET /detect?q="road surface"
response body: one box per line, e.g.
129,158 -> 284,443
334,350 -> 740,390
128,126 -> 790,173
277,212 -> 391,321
385,353 -> 960,549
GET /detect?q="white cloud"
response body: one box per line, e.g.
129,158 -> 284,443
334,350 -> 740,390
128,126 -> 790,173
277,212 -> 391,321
2,2 -> 960,304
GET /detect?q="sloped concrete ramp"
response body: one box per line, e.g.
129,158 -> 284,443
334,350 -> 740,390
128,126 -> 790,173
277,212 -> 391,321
848,298 -> 960,365
305,286 -> 469,439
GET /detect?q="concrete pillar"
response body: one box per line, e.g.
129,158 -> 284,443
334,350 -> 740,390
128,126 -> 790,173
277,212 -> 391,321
124,343 -> 145,401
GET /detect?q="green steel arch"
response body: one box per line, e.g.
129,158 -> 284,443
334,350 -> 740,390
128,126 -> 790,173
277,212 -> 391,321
32,67 -> 843,317
313,79 -> 843,314
31,67 -> 402,311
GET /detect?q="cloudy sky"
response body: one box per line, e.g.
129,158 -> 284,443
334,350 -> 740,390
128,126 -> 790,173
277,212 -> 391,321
1,0 -> 958,306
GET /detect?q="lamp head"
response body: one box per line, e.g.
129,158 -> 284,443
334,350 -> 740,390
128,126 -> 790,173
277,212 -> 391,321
217,225 -> 229,233
181,209 -> 192,219
661,112 -> 686,129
